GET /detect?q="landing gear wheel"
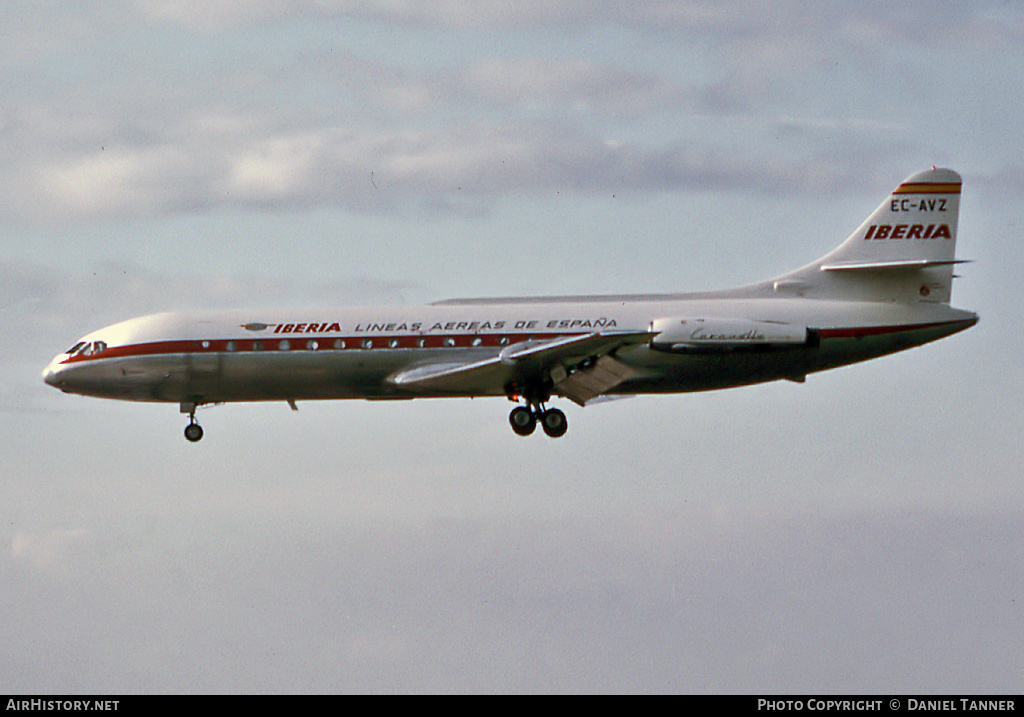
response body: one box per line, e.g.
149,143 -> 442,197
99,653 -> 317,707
509,406 -> 537,437
184,422 -> 204,442
541,408 -> 568,438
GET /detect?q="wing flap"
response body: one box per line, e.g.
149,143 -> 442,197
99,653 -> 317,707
553,355 -> 639,406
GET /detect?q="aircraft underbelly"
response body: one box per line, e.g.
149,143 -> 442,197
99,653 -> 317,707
182,348 -> 497,402
615,319 -> 973,394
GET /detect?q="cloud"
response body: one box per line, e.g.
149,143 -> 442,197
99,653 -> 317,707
130,0 -> 641,32
2,509 -> 1021,691
461,57 -> 684,115
10,528 -> 93,580
11,4 -> 998,224
8,108 -> 843,222
130,0 -> 1024,48
39,144 -> 201,217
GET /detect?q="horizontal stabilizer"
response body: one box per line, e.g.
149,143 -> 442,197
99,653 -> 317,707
821,259 -> 970,272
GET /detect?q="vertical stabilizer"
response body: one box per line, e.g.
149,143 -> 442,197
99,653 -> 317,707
770,168 -> 964,303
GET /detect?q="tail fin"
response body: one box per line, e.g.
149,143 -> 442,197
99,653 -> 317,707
770,168 -> 965,303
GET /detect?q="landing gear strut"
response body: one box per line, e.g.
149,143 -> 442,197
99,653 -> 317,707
181,401 -> 204,442
508,403 -> 568,438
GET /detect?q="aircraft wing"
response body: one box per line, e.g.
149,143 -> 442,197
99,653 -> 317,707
387,330 -> 656,404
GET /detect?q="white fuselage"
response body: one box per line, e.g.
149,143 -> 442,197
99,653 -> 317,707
42,294 -> 977,406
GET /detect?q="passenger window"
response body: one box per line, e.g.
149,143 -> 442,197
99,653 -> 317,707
361,339 -> 373,349
252,340 -> 264,351
471,337 -> 482,347
279,340 -> 291,350
306,340 -> 319,350
444,337 -> 455,347
388,338 -> 400,348
226,341 -> 237,352
333,339 -> 345,349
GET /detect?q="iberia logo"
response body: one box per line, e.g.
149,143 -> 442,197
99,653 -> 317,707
241,322 -> 344,333
863,224 -> 951,240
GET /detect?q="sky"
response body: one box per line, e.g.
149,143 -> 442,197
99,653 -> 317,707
2,0 -> 1023,694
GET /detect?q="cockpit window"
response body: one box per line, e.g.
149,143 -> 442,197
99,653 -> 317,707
74,341 -> 108,357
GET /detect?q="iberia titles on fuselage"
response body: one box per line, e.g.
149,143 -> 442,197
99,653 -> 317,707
43,167 -> 977,442
269,316 -> 620,335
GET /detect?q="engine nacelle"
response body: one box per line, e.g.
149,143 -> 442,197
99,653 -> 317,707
649,317 -> 809,352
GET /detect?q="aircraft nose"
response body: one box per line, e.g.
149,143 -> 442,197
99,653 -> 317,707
42,358 -> 63,388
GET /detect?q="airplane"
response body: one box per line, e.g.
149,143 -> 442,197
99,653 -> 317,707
43,167 -> 977,442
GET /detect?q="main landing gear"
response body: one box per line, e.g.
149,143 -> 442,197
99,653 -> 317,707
509,404 -> 568,438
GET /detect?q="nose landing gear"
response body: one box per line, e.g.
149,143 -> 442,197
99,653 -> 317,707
181,400 -> 204,442
184,420 -> 204,443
